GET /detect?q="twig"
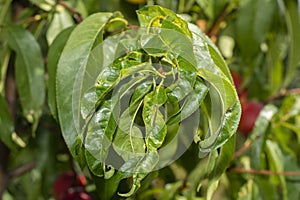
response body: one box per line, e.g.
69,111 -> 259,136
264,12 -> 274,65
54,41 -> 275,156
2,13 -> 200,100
233,139 -> 253,160
230,168 -> 300,176
206,3 -> 233,38
9,161 -> 37,179
57,0 -> 83,23
16,14 -> 47,25
266,88 -> 300,103
206,10 -> 228,38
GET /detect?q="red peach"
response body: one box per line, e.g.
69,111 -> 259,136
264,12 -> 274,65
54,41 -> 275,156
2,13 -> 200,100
230,71 -> 248,102
63,189 -> 94,200
238,101 -> 264,136
52,171 -> 87,200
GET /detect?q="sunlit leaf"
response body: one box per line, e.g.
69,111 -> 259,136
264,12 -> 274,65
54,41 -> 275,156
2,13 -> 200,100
29,0 -> 55,11
56,12 -> 114,159
47,26 -> 74,121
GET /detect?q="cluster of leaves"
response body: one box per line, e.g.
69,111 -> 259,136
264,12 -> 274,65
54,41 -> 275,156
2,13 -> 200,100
52,5 -> 241,199
0,0 -> 300,199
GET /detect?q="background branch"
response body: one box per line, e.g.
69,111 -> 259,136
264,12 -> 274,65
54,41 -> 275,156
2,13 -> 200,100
230,167 -> 300,176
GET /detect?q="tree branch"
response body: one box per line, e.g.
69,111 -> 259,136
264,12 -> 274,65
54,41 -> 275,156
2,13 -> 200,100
230,167 -> 300,176
57,0 -> 83,23
266,88 -> 300,103
9,161 -> 37,179
233,139 -> 253,160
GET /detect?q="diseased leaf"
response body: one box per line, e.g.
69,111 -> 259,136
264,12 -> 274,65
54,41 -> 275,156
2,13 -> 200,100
7,23 -> 45,131
143,86 -> 167,151
137,5 -> 192,37
167,77 -> 208,125
113,110 -> 145,160
118,152 -> 159,197
54,6 -> 241,199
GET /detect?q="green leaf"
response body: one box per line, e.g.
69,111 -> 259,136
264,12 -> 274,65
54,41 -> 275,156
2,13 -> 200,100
47,26 -> 74,121
118,152 -> 159,197
7,23 -> 45,130
211,134 -> 235,178
54,6 -> 242,199
143,86 -> 167,151
189,23 -> 241,152
140,29 -> 195,65
158,181 -> 183,199
0,0 -> 11,30
167,77 -> 208,125
84,76 -> 150,176
56,12 -> 114,159
265,140 -> 287,200
29,0 -> 55,11
255,177 -> 279,200
0,94 -> 17,149
283,0 -> 300,87
267,38 -> 283,95
91,170 -> 128,200
46,4 -> 74,45
207,134 -> 236,199
137,5 -> 192,37
250,104 -> 278,169
236,0 -> 276,60
0,45 -> 10,95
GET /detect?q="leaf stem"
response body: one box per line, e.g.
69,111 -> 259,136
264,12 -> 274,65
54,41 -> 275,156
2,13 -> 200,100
9,161 -> 36,179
